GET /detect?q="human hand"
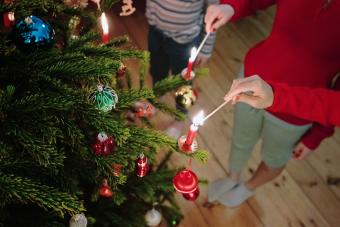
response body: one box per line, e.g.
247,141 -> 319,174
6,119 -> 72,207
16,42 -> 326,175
224,75 -> 274,108
205,4 -> 235,33
292,142 -> 313,160
195,53 -> 209,67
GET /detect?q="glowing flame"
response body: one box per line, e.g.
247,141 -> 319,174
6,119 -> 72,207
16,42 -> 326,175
189,47 -> 197,62
193,110 -> 204,126
101,13 -> 109,34
8,12 -> 15,21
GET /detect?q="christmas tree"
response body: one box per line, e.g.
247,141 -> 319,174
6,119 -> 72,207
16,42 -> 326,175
0,0 -> 208,226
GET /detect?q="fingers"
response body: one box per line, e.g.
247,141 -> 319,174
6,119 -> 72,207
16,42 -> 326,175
236,93 -> 259,106
225,79 -> 257,101
292,148 -> 303,160
211,16 -> 226,32
292,142 -> 305,160
205,6 -> 220,33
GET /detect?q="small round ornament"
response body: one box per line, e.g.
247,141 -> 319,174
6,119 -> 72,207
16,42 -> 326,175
133,101 -> 156,118
89,84 -> 118,112
145,208 -> 162,227
14,16 -> 55,52
99,179 -> 113,198
91,132 -> 116,156
175,85 -> 197,111
69,213 -> 87,227
135,153 -> 149,178
173,169 -> 199,201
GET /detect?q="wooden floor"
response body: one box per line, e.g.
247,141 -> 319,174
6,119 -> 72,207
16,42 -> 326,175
110,4 -> 340,227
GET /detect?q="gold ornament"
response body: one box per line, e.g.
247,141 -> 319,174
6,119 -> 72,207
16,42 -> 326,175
175,85 -> 197,110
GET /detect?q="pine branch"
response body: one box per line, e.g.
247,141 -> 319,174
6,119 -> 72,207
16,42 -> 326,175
6,128 -> 65,169
117,88 -> 155,109
139,51 -> 149,89
126,126 -> 178,153
66,33 -> 100,50
153,68 -> 209,96
100,0 -> 122,12
105,35 -> 130,48
0,173 -> 85,217
150,100 -> 186,121
152,74 -> 188,97
190,149 -> 209,164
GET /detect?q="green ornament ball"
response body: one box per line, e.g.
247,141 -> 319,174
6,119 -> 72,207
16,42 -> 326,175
90,84 -> 118,112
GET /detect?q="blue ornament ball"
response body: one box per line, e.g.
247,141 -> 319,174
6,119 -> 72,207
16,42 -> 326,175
14,15 -> 55,52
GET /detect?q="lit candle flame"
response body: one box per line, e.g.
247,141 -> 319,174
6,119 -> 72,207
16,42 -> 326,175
101,12 -> 109,34
193,110 -> 204,126
189,47 -> 197,62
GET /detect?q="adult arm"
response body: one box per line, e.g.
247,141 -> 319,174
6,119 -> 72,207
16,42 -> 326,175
205,0 -> 276,33
268,81 -> 340,127
195,0 -> 219,66
224,75 -> 340,127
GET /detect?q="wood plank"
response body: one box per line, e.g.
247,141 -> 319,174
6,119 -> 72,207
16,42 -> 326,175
287,159 -> 340,227
307,138 -> 340,200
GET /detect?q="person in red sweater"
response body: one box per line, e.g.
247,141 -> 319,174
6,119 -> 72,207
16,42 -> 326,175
224,75 -> 340,157
205,0 -> 340,207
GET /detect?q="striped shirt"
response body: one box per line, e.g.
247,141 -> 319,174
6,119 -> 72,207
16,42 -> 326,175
146,0 -> 218,57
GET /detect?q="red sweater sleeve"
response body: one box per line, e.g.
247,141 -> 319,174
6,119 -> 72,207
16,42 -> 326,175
268,82 -> 340,127
267,81 -> 340,150
219,0 -> 276,20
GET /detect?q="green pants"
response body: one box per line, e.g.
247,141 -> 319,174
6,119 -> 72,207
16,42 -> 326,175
229,102 -> 312,172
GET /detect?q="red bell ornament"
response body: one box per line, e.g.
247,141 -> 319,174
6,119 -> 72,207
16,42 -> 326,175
99,179 -> 113,198
135,153 -> 149,177
91,132 -> 116,156
182,187 -> 200,201
173,169 -> 199,201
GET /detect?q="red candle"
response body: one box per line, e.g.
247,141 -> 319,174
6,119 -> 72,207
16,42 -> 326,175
100,13 -> 109,44
184,124 -> 198,146
186,47 -> 197,80
3,12 -> 15,28
184,110 -> 204,145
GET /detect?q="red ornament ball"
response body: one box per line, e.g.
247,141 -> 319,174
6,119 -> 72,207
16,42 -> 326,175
173,169 -> 199,201
135,153 -> 149,177
99,179 -> 113,198
91,132 -> 116,156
